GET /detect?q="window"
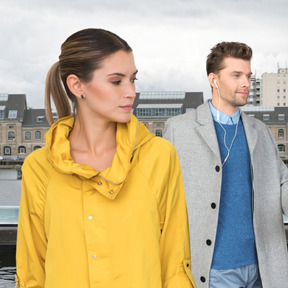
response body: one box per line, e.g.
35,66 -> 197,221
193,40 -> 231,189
263,114 -> 270,121
3,146 -> 11,155
155,129 -> 163,137
277,89 -> 280,93
8,125 -> 14,129
0,106 -> 5,119
34,145 -> 41,150
136,107 -> 182,117
278,144 -> 285,152
284,103 -> 287,107
278,114 -> 285,121
35,131 -> 41,139
278,129 -> 284,138
18,146 -> 26,154
25,132 -> 31,140
8,110 -> 17,119
36,116 -> 45,123
8,131 -> 15,140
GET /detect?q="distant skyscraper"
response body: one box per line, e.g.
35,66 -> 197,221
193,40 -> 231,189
262,68 -> 288,107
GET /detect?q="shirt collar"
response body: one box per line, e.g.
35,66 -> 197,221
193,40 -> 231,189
208,100 -> 240,125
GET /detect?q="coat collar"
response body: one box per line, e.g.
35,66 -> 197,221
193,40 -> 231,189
195,100 -> 258,157
45,114 -> 154,199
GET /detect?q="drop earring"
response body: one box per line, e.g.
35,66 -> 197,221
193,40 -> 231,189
81,95 -> 85,100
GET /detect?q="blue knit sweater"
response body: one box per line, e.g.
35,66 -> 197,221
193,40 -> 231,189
211,119 -> 258,269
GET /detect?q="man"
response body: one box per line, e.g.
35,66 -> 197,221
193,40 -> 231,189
164,42 -> 288,288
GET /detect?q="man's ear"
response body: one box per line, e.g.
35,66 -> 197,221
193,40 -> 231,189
208,73 -> 218,88
66,74 -> 84,99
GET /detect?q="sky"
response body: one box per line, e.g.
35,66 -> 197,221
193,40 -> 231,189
0,0 -> 288,108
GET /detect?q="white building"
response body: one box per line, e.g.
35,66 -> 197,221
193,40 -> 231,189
262,68 -> 288,107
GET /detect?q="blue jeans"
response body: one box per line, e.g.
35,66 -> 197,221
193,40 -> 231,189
209,264 -> 262,288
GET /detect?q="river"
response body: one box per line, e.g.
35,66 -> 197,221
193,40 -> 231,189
0,169 -> 21,288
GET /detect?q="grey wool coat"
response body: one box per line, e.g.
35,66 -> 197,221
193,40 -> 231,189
164,100 -> 288,288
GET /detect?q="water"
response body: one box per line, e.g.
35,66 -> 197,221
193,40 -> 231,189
0,169 -> 21,288
0,246 -> 16,288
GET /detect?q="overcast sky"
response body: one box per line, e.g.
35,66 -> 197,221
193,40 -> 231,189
1,0 -> 288,108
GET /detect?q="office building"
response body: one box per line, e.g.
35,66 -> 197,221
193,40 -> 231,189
262,68 -> 288,107
132,91 -> 204,136
242,105 -> 288,163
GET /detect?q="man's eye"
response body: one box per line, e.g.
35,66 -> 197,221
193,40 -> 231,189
112,80 -> 121,85
131,78 -> 138,83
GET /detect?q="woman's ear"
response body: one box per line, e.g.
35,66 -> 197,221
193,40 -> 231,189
66,74 -> 84,100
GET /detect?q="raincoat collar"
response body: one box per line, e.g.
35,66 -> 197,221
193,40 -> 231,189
45,114 -> 154,186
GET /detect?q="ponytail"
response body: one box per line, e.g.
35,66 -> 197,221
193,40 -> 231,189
45,62 -> 72,125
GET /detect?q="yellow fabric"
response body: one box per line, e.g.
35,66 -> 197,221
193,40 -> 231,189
16,114 -> 196,288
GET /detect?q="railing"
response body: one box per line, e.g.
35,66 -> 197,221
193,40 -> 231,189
0,207 -> 287,245
0,206 -> 19,225
0,206 -> 19,245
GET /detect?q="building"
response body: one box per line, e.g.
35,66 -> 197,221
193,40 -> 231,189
4,90 -> 288,164
262,68 -> 288,107
0,93 -> 53,160
246,76 -> 262,106
1,91 -> 204,160
132,91 -> 204,136
242,105 -> 288,164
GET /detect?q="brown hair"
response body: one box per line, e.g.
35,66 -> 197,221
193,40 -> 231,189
206,41 -> 252,76
45,28 -> 132,124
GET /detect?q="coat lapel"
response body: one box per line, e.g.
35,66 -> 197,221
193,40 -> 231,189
196,101 -> 221,158
241,110 -> 258,156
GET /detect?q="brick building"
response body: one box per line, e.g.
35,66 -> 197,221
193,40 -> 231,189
0,94 -> 53,160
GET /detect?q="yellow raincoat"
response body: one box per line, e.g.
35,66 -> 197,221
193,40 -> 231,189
16,114 -> 196,288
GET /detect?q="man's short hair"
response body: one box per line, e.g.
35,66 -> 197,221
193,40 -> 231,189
206,42 -> 253,76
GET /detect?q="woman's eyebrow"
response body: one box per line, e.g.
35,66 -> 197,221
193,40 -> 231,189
107,70 -> 138,77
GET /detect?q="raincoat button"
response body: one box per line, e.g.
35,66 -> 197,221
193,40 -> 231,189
88,216 -> 92,220
92,255 -> 97,259
109,190 -> 114,194
98,182 -> 102,186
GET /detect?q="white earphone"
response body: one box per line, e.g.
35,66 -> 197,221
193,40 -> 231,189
213,78 -> 240,166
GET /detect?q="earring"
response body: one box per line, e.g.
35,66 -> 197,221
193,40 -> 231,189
81,95 -> 85,100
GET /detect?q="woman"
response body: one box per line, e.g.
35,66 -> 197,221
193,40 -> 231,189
15,28 -> 195,288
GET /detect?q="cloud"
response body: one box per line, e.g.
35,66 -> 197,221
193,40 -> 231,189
0,0 -> 287,107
